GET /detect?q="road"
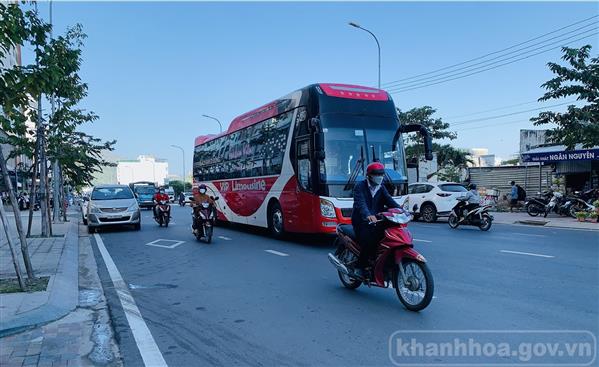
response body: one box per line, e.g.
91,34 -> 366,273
90,205 -> 599,366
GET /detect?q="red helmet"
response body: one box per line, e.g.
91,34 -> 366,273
366,162 -> 385,175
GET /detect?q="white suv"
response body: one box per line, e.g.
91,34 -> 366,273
406,182 -> 468,223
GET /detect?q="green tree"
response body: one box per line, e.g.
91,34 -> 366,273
398,106 -> 457,161
531,45 -> 599,149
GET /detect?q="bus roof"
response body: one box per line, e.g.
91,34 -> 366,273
194,83 -> 389,146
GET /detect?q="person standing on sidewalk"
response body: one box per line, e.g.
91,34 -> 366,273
510,181 -> 518,212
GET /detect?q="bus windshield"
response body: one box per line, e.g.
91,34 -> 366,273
321,114 -> 406,197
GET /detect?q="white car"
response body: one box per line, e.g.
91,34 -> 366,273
406,182 -> 468,223
80,196 -> 89,225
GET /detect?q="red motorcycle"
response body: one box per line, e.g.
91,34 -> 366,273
328,208 -> 434,311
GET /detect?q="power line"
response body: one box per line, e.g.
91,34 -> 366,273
450,100 -> 575,126
387,32 -> 597,94
387,29 -> 597,93
381,14 -> 599,87
454,119 -> 527,131
446,100 -> 540,119
385,23 -> 597,89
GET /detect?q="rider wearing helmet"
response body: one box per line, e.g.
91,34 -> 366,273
153,187 -> 170,219
351,162 -> 400,277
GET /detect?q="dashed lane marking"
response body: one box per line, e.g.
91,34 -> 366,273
513,233 -> 546,237
93,234 -> 168,367
265,250 -> 289,257
413,239 -> 432,243
500,250 -> 554,258
218,236 -> 232,241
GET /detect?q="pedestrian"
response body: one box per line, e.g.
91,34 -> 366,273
510,181 -> 518,212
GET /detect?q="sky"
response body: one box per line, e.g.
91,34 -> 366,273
29,1 -> 599,178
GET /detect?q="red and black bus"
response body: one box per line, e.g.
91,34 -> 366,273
193,83 -> 413,236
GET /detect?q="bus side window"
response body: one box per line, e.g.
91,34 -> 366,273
298,159 -> 311,190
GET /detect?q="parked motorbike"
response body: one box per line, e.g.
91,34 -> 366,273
525,190 -> 553,217
567,197 -> 596,217
17,194 -> 30,211
192,197 -> 218,243
154,200 -> 171,227
448,198 -> 493,231
543,192 -> 572,217
328,208 -> 434,312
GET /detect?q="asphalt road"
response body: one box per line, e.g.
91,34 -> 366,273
90,205 -> 599,366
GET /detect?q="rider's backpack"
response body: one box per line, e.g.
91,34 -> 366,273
516,185 -> 526,201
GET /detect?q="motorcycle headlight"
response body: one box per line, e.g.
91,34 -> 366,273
320,199 -> 336,218
201,202 -> 210,208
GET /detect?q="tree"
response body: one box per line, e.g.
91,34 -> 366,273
531,45 -> 599,149
398,106 -> 457,161
169,180 -> 192,196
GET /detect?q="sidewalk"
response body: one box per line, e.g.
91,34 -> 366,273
491,211 -> 599,230
0,213 -> 79,336
0,223 -> 120,367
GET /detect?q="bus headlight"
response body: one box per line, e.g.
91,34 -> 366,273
320,199 -> 336,218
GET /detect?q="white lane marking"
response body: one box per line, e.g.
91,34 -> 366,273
413,239 -> 432,243
145,239 -> 185,249
500,250 -> 554,258
218,236 -> 232,241
265,250 -> 289,257
93,234 -> 168,367
513,233 -> 546,237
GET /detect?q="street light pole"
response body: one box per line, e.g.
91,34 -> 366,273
201,114 -> 223,133
170,145 -> 186,183
349,21 -> 381,89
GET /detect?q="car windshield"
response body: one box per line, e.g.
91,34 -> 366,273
439,184 -> 467,192
135,186 -> 155,195
91,187 -> 134,200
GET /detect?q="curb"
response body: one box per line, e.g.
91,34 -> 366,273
0,221 -> 79,337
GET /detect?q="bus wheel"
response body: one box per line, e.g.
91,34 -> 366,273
268,202 -> 285,238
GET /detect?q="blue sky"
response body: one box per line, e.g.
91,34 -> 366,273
33,1 -> 598,177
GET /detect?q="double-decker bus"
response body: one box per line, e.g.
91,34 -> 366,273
193,83 -> 430,236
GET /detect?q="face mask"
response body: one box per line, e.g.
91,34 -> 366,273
199,189 -> 206,194
369,175 -> 384,186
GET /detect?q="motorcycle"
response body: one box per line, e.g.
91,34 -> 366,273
192,197 -> 218,243
567,197 -> 596,217
448,198 -> 493,231
17,194 -> 30,211
154,200 -> 171,227
328,208 -> 434,312
179,196 -> 186,207
525,190 -> 553,217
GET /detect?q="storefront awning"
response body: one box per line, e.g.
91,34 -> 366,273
521,144 -> 599,163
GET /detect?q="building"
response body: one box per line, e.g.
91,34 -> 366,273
520,129 -> 549,155
521,144 -> 599,192
467,148 -> 496,167
116,155 -> 169,186
0,43 -> 32,191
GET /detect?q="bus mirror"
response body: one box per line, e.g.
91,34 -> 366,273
309,117 -> 321,129
314,132 -> 325,154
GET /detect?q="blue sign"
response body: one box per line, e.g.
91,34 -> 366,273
522,148 -> 599,163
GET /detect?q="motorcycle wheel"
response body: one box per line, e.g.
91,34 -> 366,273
479,213 -> 492,231
164,215 -> 169,228
569,204 -> 581,218
526,203 -> 541,217
337,247 -> 361,290
448,213 -> 459,229
204,225 -> 213,244
394,259 -> 434,312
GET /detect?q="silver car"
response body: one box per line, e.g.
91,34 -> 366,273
87,185 -> 141,233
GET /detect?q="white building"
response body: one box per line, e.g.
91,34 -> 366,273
468,148 -> 496,167
116,155 -> 169,185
